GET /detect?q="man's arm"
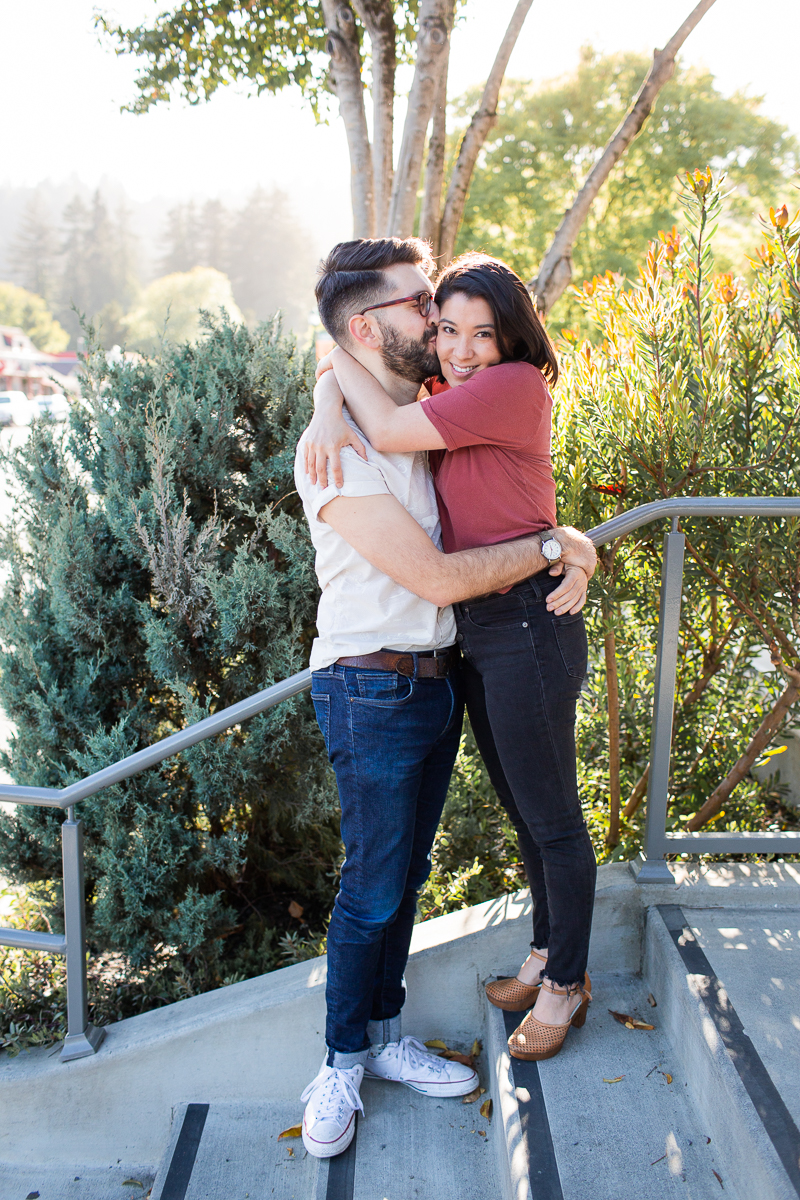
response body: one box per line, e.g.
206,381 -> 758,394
319,493 -> 595,614
330,350 -> 443,454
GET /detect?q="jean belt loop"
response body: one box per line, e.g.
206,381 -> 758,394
411,651 -> 420,682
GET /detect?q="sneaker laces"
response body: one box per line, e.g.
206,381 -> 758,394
300,1065 -> 365,1121
387,1035 -> 452,1079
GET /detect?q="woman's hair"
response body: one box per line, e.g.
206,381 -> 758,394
434,253 -> 559,386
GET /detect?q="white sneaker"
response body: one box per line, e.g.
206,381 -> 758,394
365,1036 -> 479,1097
300,1061 -> 365,1159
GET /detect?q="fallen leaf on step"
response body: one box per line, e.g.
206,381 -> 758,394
462,1086 -> 486,1104
480,1098 -> 493,1121
662,1072 -> 673,1084
647,993 -> 657,1007
712,1169 -> 724,1189
608,1009 -> 655,1030
603,1076 -> 625,1083
441,1050 -> 475,1067
288,900 -> 304,919
478,1130 -> 486,1137
122,1182 -> 144,1189
287,1147 -> 295,1157
706,1136 -> 712,1144
278,1125 -> 303,1139
471,1039 -> 482,1058
424,1039 -> 448,1050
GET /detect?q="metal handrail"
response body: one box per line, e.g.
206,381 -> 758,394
3,495 -> 800,1058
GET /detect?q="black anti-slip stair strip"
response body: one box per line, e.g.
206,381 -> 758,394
502,1009 -> 564,1200
158,1103 -> 209,1200
324,1114 -> 358,1200
659,903 -> 800,1196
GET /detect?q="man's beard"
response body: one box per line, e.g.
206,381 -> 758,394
377,318 -> 439,383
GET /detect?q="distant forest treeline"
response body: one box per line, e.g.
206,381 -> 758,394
0,182 -> 319,349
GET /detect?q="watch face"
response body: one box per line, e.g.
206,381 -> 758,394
542,538 -> 561,560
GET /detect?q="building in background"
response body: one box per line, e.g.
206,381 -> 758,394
0,326 -> 80,397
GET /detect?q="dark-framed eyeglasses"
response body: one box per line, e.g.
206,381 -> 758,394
360,291 -> 434,318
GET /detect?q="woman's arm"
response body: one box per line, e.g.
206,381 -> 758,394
331,348 -> 446,454
304,369 -> 367,488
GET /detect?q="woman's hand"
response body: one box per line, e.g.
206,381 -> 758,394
545,563 -> 590,616
305,371 -> 367,488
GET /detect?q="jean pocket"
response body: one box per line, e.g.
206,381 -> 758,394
552,612 -> 588,679
311,692 -> 331,750
351,669 -> 414,705
462,594 -> 526,631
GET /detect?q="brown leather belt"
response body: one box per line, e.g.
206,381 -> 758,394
336,647 -> 458,678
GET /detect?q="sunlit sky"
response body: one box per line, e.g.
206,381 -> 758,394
4,0 -> 800,250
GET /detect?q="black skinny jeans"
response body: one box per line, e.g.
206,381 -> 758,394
454,569 -> 597,986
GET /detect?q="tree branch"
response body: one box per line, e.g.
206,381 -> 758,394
387,0 -> 452,237
529,0 -> 719,313
418,29 -> 450,255
686,673 -> 800,830
322,0 -> 375,237
353,0 -> 396,235
438,0 -> 534,265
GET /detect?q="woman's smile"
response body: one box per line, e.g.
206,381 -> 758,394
436,292 -> 503,387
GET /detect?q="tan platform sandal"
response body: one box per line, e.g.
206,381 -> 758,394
485,947 -> 548,1012
507,977 -> 592,1061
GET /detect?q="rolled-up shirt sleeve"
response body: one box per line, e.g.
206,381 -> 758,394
300,441 -> 391,521
420,362 -> 549,452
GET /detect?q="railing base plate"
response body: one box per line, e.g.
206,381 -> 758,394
629,853 -> 675,885
60,1023 -> 105,1062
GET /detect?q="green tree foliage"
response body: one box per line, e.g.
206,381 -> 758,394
122,266 -> 244,353
8,195 -> 60,306
457,51 -> 798,310
0,282 -> 69,353
59,191 -> 139,348
158,189 -> 318,332
553,174 -> 800,851
0,317 -> 341,979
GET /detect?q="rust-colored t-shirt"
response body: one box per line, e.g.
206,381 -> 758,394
419,361 -> 556,554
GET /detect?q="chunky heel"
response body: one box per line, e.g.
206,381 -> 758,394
508,978 -> 592,1061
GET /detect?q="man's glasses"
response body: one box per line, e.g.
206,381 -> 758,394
360,291 -> 434,318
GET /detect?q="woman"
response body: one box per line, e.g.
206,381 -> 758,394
306,253 -> 597,1061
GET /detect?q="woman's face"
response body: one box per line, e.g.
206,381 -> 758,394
436,292 -> 503,387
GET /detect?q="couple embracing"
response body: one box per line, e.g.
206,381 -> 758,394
293,236 -> 598,1159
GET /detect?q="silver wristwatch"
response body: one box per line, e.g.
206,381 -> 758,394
540,534 -> 562,563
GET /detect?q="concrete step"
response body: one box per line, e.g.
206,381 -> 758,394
645,903 -> 800,1200
488,971 -> 731,1200
0,1163 -> 155,1200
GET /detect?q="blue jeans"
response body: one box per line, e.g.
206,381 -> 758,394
454,570 -> 596,986
311,661 -> 463,1058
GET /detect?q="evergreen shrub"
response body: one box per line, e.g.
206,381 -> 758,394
0,316 -> 341,993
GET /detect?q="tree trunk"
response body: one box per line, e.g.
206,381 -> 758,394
529,0 -> 718,313
438,0 -> 534,265
686,672 -> 800,830
622,766 -> 649,821
604,616 -> 622,847
418,37 -> 450,255
387,0 -> 452,237
353,0 -> 396,235
322,0 -> 375,238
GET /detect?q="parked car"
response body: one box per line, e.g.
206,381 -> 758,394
36,392 -> 70,421
0,391 -> 37,426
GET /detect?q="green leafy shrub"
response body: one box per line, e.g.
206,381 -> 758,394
0,316 -> 341,993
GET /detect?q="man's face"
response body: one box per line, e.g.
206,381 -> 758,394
369,264 -> 440,383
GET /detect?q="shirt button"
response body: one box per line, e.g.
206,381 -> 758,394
522,622 -> 528,628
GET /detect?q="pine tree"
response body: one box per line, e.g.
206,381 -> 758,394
8,194 -> 60,304
227,188 -> 316,332
0,317 -> 339,978
159,202 -> 200,275
59,191 -> 139,348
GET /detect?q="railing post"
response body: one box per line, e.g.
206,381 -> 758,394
633,522 -> 684,884
60,807 -> 105,1061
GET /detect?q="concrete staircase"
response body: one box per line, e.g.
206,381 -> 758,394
3,864 -> 800,1200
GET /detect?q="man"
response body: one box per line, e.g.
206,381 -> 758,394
294,236 -> 596,1159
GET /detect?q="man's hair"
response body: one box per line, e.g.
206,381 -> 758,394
315,237 -> 435,345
